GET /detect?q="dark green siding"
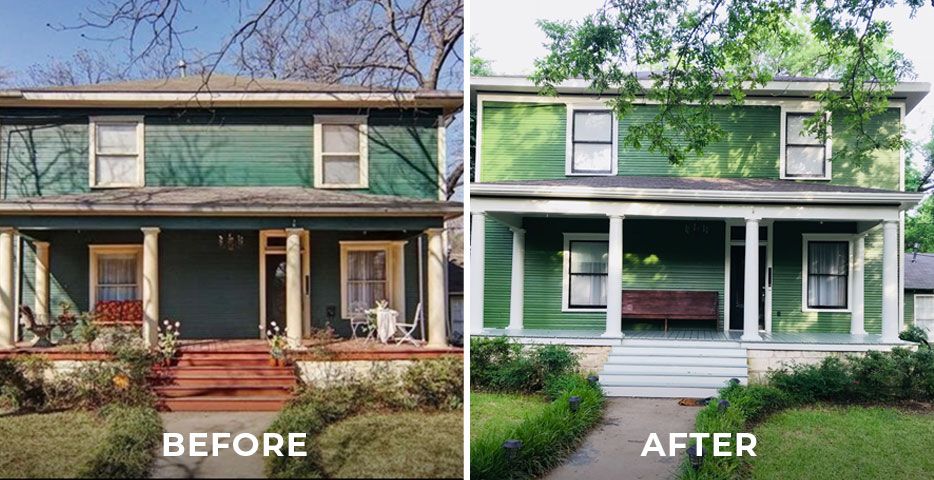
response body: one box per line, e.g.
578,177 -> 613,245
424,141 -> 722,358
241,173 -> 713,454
905,292 -> 914,326
478,101 -> 902,189
482,218 -> 512,328
2,108 -> 441,200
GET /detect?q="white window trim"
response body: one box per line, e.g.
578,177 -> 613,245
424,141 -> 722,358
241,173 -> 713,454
561,233 -> 610,312
801,233 -> 854,313
565,104 -> 618,176
88,244 -> 144,308
338,240 -> 406,320
780,108 -> 833,181
313,114 -> 369,189
914,293 -> 934,327
88,115 -> 145,188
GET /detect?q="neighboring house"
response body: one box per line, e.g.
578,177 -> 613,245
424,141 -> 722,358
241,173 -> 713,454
0,75 -> 462,348
469,75 -> 930,396
905,252 -> 934,333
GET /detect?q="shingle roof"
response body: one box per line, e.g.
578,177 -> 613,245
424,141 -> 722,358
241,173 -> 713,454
0,187 -> 461,216
477,176 -> 905,194
906,253 -> 934,291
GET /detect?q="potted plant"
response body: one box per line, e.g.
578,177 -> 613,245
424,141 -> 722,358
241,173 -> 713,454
263,321 -> 289,367
158,319 -> 181,366
56,302 -> 78,343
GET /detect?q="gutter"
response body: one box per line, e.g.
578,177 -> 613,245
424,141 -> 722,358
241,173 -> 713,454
470,183 -> 924,210
0,203 -> 464,218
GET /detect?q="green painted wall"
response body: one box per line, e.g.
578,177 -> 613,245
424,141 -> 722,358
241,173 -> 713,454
483,217 -> 725,331
905,292 -> 915,326
1,108 -> 441,200
478,101 -> 902,189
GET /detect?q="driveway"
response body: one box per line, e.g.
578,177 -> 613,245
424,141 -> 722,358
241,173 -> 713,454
151,412 -> 279,479
546,398 -> 702,480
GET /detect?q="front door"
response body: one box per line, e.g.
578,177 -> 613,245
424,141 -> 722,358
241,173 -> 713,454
259,230 -> 311,338
729,245 -> 767,330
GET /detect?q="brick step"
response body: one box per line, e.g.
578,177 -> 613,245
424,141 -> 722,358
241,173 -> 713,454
154,365 -> 294,377
158,396 -> 290,412
174,355 -> 280,367
154,384 -> 294,398
158,375 -> 297,387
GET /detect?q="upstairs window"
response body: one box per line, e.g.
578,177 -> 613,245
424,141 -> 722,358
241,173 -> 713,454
314,115 -> 369,188
89,116 -> 145,187
568,109 -> 616,175
783,112 -> 831,180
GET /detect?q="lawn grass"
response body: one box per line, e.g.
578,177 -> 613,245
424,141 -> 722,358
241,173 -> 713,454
750,405 -> 934,479
0,410 -> 108,478
470,392 -> 548,439
317,411 -> 463,478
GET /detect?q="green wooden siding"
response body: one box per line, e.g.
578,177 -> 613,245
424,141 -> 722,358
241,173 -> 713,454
478,101 -> 902,189
482,218 -> 513,328
1,108 -> 441,200
905,292 -> 914,326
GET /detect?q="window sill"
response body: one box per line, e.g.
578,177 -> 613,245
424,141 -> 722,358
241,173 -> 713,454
561,307 -> 607,313
780,173 -> 832,181
314,183 -> 368,189
90,183 -> 145,189
801,307 -> 851,313
564,171 -> 615,177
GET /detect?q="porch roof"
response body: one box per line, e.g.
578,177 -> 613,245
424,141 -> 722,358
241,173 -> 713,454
472,176 -> 922,209
0,186 -> 461,218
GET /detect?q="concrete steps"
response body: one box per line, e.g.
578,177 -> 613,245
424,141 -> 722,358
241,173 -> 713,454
599,339 -> 748,398
152,352 -> 297,411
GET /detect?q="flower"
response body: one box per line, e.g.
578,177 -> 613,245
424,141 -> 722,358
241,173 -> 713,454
175,321 -> 180,328
112,373 -> 130,390
163,320 -> 169,325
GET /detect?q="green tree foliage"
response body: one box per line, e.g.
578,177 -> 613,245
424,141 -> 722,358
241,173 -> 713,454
470,37 -> 494,76
532,0 -> 925,166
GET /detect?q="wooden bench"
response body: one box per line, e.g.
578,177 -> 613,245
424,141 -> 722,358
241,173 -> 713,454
621,290 -> 719,332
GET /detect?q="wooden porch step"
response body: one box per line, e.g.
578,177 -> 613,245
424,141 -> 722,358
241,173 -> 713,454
154,384 -> 294,398
174,354 -> 278,367
158,396 -> 290,412
154,365 -> 294,377
159,375 -> 297,387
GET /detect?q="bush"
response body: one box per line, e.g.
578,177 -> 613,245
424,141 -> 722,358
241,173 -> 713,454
470,337 -> 579,394
0,356 -> 51,412
77,405 -> 162,478
470,374 -> 604,479
402,357 -> 464,410
900,325 -> 930,347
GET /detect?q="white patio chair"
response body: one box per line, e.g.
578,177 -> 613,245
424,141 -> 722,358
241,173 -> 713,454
348,302 -> 373,341
394,303 -> 423,345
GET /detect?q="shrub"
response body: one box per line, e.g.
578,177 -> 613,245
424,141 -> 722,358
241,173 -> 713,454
77,405 -> 162,478
470,337 -> 579,394
900,325 -> 930,347
402,357 -> 464,410
0,356 -> 51,412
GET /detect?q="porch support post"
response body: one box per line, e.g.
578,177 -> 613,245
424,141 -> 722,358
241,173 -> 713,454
742,218 -> 761,341
426,228 -> 448,347
851,235 -> 866,335
881,220 -> 899,342
604,215 -> 624,339
34,241 -> 50,321
507,227 -> 525,332
141,227 -> 160,348
0,229 -> 14,348
285,228 -> 304,348
470,212 -> 485,335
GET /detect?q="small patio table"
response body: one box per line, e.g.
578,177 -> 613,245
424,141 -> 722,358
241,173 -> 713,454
376,309 -> 399,343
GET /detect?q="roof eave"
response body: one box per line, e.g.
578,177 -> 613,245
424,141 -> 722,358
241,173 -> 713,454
0,203 -> 463,218
471,183 -> 924,210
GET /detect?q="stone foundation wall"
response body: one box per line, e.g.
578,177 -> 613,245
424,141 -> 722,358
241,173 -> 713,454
748,350 -> 862,383
295,360 -> 415,387
572,346 -> 611,374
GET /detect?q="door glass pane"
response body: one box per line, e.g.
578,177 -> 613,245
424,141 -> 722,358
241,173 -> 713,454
572,143 -> 613,172
573,111 -> 612,142
322,155 -> 360,185
266,255 -> 288,327
96,155 -> 139,185
322,124 -> 359,152
97,123 -> 138,154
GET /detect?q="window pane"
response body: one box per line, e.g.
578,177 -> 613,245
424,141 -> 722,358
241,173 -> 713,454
916,297 -> 934,321
347,250 -> 388,311
570,241 -> 608,274
322,124 -> 359,153
786,146 -> 825,176
98,254 -> 138,301
786,114 -> 822,145
97,123 -> 138,154
322,155 -> 361,185
574,111 -> 612,142
96,155 -> 139,185
809,242 -> 848,275
572,143 -> 613,173
808,275 -> 847,308
570,275 -> 607,306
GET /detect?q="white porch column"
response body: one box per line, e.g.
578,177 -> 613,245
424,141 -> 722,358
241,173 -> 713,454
426,228 -> 448,347
881,220 -> 899,342
0,229 -> 14,348
285,228 -> 304,348
470,213 -> 486,335
851,235 -> 866,335
507,227 -> 525,332
141,227 -> 160,348
742,218 -> 761,341
34,241 -> 50,322
604,215 -> 624,338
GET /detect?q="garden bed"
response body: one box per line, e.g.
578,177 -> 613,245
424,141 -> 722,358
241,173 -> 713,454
470,392 -> 548,440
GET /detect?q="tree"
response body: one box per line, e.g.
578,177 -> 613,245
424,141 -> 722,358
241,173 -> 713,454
907,125 -> 934,251
25,49 -> 128,87
532,0 -> 923,167
470,36 -> 493,76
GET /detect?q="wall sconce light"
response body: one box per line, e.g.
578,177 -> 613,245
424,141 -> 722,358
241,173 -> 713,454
218,232 -> 245,251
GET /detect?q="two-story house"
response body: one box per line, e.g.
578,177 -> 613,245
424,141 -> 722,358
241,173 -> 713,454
0,75 -> 462,349
469,75 -> 930,397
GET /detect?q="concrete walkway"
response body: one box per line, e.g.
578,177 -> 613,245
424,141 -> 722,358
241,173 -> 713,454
546,398 -> 702,480
151,412 -> 279,478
